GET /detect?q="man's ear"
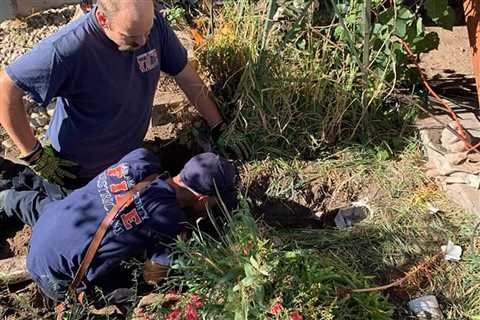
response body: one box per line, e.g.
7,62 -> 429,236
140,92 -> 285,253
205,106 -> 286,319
96,10 -> 109,28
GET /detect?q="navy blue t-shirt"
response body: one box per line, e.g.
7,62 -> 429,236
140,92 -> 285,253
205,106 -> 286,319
27,148 -> 187,298
5,8 -> 187,177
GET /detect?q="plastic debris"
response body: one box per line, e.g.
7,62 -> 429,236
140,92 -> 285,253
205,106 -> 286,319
334,201 -> 371,229
427,202 -> 440,215
441,241 -> 462,262
408,295 -> 444,320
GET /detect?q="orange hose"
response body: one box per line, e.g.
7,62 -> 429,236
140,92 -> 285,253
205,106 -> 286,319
400,39 -> 478,152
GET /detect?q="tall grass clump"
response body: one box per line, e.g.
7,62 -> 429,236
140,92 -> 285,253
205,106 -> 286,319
197,0 -> 416,159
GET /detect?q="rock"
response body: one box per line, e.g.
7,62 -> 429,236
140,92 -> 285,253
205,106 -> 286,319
46,103 -> 55,116
0,6 -> 75,66
30,112 -> 40,119
441,126 -> 466,153
30,113 -> 49,127
36,115 -> 49,127
175,30 -> 196,60
151,92 -> 187,127
334,201 -> 370,229
30,118 -> 40,128
1,140 -> 13,149
417,113 -> 480,217
444,152 -> 468,165
445,173 -> 480,189
446,183 -> 480,216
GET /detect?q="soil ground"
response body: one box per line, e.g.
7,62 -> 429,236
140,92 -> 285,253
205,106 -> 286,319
421,26 -> 479,107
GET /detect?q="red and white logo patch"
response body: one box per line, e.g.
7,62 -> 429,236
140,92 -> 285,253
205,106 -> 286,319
136,49 -> 159,73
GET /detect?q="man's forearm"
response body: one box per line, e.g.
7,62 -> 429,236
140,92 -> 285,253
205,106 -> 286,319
174,63 -> 223,127
0,70 -> 37,155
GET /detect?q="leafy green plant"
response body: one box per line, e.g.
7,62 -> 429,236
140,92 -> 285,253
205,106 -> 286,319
164,5 -> 186,25
158,206 -> 394,320
332,0 -> 455,85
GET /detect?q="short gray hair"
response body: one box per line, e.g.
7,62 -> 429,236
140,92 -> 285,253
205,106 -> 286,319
96,0 -> 121,20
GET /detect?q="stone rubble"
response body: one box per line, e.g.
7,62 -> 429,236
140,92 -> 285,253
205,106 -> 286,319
418,109 -> 480,216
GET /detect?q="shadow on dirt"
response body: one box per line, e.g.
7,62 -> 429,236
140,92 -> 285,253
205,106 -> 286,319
430,72 -> 479,110
246,176 -> 354,229
0,220 -> 22,259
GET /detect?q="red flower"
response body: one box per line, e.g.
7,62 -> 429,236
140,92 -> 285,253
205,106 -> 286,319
185,303 -> 199,320
271,303 -> 284,315
191,294 -> 204,308
166,309 -> 181,320
290,311 -> 303,320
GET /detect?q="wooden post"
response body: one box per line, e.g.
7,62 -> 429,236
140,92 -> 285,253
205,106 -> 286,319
464,0 -> 480,106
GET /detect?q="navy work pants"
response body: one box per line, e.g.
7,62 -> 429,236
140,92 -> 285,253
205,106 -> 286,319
0,157 -> 71,226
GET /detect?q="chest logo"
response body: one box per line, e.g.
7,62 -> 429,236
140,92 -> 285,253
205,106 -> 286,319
136,49 -> 159,73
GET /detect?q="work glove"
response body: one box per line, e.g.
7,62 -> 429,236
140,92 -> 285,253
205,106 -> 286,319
19,141 -> 77,185
210,121 -> 253,161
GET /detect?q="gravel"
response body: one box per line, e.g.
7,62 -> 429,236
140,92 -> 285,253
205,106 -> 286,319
0,5 -> 76,155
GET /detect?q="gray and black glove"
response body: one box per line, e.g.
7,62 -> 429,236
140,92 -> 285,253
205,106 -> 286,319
211,121 -> 252,161
20,141 -> 78,185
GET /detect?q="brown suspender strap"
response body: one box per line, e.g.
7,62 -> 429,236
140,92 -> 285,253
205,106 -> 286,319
67,173 -> 159,296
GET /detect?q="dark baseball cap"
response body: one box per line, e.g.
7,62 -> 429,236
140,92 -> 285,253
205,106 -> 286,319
180,153 -> 238,210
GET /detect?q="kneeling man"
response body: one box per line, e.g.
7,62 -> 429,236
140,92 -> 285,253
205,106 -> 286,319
0,148 -> 237,302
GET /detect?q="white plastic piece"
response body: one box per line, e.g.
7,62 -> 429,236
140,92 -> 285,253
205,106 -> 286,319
427,202 -> 440,215
408,295 -> 444,320
441,241 -> 462,262
334,201 -> 371,229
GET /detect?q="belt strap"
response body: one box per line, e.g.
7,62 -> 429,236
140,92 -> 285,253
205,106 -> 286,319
67,173 -> 159,297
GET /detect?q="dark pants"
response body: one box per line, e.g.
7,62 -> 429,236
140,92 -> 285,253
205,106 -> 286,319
0,157 -> 71,226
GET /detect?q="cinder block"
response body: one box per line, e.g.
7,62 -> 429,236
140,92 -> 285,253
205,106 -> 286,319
15,0 -> 78,15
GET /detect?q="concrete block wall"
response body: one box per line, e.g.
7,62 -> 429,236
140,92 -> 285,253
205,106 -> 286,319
0,0 -> 79,22
0,1 -> 16,22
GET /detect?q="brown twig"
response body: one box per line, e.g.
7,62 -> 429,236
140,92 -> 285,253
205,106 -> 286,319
351,252 -> 444,293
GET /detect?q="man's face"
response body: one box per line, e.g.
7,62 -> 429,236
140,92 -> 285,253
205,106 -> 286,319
188,196 -> 218,220
98,3 -> 154,52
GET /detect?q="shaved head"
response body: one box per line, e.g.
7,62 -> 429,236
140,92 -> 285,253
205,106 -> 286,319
96,0 -> 155,51
97,0 -> 120,20
97,0 -> 152,21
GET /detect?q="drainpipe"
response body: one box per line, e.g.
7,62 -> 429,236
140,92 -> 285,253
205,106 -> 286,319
464,0 -> 480,107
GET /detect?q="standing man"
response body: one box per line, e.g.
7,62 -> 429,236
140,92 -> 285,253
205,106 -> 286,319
0,0 -> 244,188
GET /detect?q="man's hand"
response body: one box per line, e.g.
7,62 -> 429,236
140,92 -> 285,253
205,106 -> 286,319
143,260 -> 169,284
211,121 -> 252,161
20,142 -> 77,185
